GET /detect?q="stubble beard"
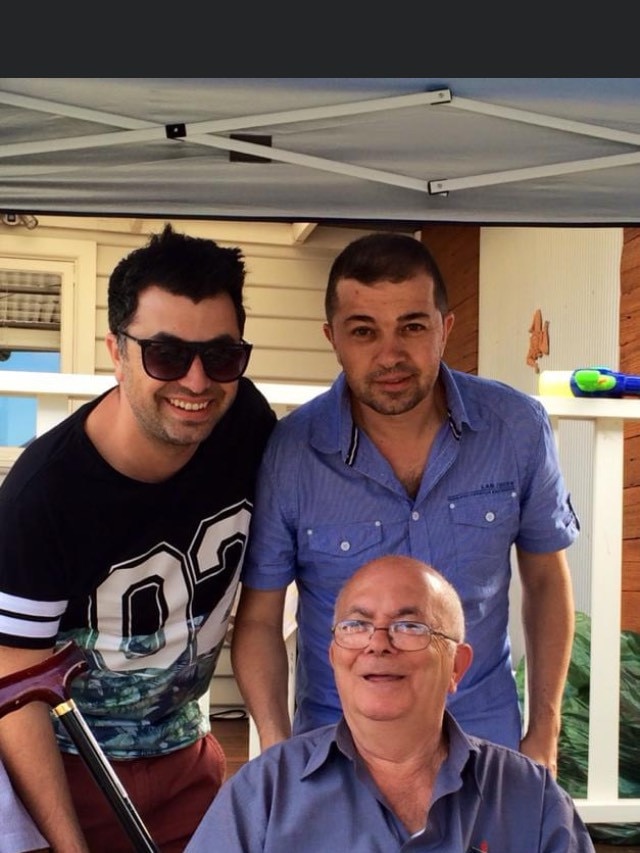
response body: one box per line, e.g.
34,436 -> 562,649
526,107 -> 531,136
358,374 -> 428,417
130,395 -> 220,448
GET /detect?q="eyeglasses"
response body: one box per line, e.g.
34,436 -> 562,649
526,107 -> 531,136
118,331 -> 253,383
331,619 -> 459,651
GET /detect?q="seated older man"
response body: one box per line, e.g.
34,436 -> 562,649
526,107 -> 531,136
187,555 -> 594,852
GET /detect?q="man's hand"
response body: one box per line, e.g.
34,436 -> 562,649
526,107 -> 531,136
520,729 -> 558,777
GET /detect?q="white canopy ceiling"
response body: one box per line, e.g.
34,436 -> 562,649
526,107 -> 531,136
2,77 -> 640,225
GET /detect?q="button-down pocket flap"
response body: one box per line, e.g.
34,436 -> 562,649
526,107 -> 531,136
448,491 -> 518,529
304,521 -> 384,557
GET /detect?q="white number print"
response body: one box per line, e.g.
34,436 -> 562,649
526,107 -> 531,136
92,501 -> 252,670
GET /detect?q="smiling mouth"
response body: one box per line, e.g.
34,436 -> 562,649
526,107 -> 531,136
363,673 -> 402,681
168,398 -> 210,412
373,371 -> 414,385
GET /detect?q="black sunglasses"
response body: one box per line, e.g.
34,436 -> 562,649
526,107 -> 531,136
118,331 -> 253,383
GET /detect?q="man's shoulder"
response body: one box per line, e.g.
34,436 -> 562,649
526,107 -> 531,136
467,733 -> 548,780
238,724 -> 335,778
225,378 -> 278,432
447,368 -> 546,421
269,385 -> 335,438
236,377 -> 277,413
0,404 -> 89,494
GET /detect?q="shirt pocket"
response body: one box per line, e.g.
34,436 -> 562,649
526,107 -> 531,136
447,490 -> 520,562
297,521 -> 384,585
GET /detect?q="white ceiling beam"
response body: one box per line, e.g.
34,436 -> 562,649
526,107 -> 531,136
291,223 -> 317,244
448,95 -> 640,147
0,88 -> 451,160
0,127 -> 431,193
183,133 -> 430,191
429,148 -> 640,195
0,91 -> 155,129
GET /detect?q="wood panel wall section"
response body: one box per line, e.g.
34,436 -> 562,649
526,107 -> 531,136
420,225 -> 480,375
620,227 -> 640,633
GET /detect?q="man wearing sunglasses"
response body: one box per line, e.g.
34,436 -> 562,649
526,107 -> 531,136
187,556 -> 594,852
0,225 -> 277,852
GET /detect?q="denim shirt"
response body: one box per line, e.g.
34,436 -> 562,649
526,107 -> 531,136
242,364 -> 579,746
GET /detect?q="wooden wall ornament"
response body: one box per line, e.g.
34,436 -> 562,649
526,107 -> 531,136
526,308 -> 550,373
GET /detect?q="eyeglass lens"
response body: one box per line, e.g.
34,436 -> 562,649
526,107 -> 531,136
333,621 -> 434,651
142,339 -> 252,383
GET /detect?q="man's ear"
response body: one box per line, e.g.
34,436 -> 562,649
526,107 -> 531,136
441,311 -> 455,356
105,332 -> 125,381
323,322 -> 334,347
449,642 -> 473,694
323,322 -> 343,367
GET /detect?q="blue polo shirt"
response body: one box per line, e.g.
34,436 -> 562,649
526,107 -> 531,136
186,713 -> 594,852
242,364 -> 579,746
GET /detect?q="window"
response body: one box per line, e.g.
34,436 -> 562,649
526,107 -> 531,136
0,350 -> 60,446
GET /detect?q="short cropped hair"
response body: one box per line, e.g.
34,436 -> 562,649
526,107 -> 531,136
325,232 -> 449,322
108,224 -> 247,334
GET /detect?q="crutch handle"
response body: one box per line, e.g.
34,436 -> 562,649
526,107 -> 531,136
0,641 -> 160,852
0,641 -> 87,717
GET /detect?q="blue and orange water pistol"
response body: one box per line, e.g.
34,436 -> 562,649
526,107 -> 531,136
539,368 -> 640,398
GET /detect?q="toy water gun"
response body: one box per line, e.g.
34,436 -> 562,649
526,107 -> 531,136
539,368 -> 640,398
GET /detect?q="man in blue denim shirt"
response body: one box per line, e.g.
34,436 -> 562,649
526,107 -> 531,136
232,232 -> 580,775
189,557 -> 593,853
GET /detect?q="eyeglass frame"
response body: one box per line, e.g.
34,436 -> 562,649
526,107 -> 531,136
331,619 -> 460,651
117,330 -> 253,383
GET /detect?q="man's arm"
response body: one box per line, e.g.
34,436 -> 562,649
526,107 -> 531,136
230,585 -> 292,751
516,547 -> 575,776
0,645 -> 89,852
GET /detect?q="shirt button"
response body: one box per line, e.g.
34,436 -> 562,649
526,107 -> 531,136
411,511 -> 420,521
485,511 -> 496,522
340,541 -> 350,551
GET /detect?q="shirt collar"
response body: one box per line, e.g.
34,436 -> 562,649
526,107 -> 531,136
302,712 -> 482,797
310,363 -> 488,462
433,711 -> 483,801
298,723 -> 343,779
438,362 -> 470,437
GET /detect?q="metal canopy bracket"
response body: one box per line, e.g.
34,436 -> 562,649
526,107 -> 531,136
165,123 -> 187,139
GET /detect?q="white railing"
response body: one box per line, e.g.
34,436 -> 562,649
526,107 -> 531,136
537,392 -> 640,824
0,371 -> 329,469
0,371 -> 637,825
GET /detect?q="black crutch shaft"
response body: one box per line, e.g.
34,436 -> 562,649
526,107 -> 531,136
53,699 -> 159,853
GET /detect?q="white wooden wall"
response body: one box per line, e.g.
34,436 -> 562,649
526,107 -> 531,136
0,215 -> 389,396
478,226 -> 623,660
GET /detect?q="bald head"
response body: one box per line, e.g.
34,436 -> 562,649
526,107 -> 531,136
334,555 -> 465,642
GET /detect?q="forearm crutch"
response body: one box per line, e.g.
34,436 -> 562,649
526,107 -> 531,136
0,641 -> 159,853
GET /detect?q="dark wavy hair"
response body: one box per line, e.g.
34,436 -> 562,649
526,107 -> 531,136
108,224 -> 247,334
325,232 -> 449,322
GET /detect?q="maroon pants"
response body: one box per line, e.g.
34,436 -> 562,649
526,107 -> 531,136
62,733 -> 226,852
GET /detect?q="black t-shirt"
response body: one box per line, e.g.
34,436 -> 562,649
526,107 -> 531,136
0,377 -> 276,757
